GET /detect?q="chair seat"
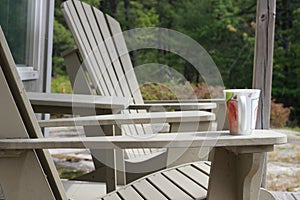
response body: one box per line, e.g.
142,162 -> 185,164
63,160 -> 209,200
101,161 -> 211,200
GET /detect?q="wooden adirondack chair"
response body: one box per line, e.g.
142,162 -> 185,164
60,0 -> 220,185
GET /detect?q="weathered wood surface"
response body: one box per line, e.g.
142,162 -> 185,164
129,102 -> 216,111
38,110 -> 215,127
0,130 -> 286,150
97,162 -> 300,200
273,192 -> 300,200
253,0 -> 276,129
28,92 -> 131,114
253,0 -> 276,188
101,162 -> 209,200
145,99 -> 227,130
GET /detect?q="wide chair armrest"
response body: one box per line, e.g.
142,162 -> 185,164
144,99 -> 225,104
129,102 -> 216,111
38,111 -> 215,128
144,99 -> 226,130
28,92 -> 132,114
0,130 -> 287,150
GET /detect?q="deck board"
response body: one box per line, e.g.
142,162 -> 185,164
117,187 -> 143,200
162,169 -> 207,199
273,192 -> 300,200
132,179 -> 168,199
293,193 -> 300,199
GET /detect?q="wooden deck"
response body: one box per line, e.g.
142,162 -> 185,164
273,192 -> 300,200
0,186 -> 299,200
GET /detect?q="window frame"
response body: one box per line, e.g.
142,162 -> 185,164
17,1 -> 44,81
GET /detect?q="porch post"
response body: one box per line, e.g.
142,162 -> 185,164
252,0 -> 276,187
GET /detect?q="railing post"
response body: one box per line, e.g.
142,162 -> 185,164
252,0 -> 276,187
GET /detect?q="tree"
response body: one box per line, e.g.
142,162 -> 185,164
272,0 -> 300,124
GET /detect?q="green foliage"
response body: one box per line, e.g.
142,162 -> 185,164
140,82 -> 223,100
287,127 -> 300,133
51,75 -> 72,94
116,1 -> 159,28
58,168 -> 86,179
271,0 -> 300,124
52,19 -> 75,76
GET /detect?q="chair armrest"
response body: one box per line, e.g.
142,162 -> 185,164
0,130 -> 287,150
28,92 -> 132,114
38,111 -> 215,128
143,99 -> 225,104
129,102 -> 216,111
143,99 -> 226,131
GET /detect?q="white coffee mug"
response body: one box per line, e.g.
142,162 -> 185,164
224,89 -> 260,135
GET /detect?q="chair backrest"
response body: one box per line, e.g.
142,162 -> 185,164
0,27 -> 66,200
62,0 -> 159,159
62,0 -> 143,103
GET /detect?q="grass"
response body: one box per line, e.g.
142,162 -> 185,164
57,168 -> 86,179
286,126 -> 300,132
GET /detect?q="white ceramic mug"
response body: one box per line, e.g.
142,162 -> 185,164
224,89 -> 260,135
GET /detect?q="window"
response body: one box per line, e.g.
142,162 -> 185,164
0,0 -> 43,80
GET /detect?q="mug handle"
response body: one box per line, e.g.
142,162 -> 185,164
239,96 -> 247,133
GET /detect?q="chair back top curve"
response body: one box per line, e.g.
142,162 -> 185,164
0,27 -> 66,199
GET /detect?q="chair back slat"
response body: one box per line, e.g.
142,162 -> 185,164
91,7 -> 130,98
86,4 -> 145,147
63,0 -> 107,95
105,14 -> 154,138
75,1 -> 124,96
105,14 -> 144,103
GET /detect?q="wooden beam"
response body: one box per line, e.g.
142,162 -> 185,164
253,0 -> 276,129
252,0 -> 276,188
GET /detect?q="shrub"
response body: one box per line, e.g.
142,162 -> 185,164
51,75 -> 72,94
140,82 -> 224,100
270,100 -> 291,128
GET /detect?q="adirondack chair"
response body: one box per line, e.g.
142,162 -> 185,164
60,0 -> 222,184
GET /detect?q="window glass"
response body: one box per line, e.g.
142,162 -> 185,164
0,0 -> 34,66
